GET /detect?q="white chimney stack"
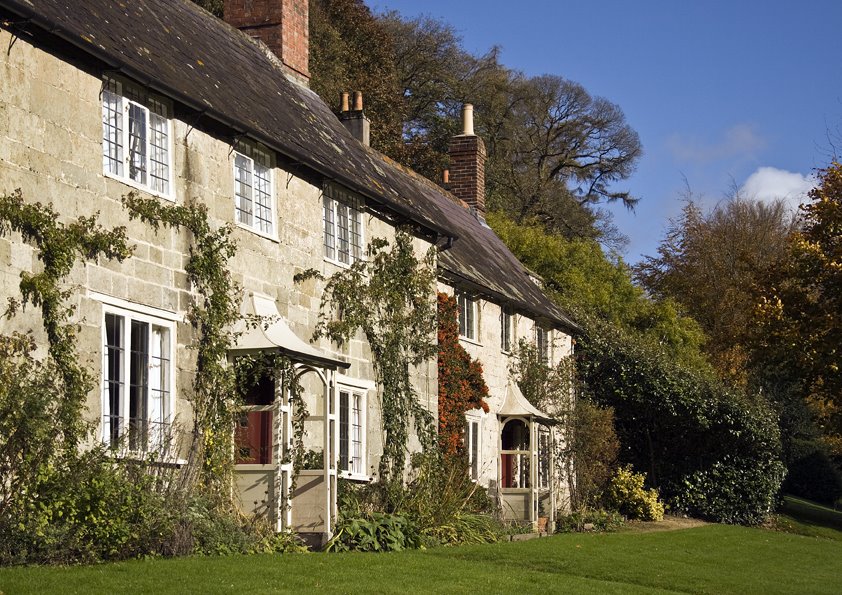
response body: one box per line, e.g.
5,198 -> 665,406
461,103 -> 475,136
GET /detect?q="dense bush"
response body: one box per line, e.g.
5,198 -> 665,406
578,316 -> 785,524
604,466 -> 664,521
0,332 -> 304,565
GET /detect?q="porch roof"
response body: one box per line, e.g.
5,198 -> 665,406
498,381 -> 555,425
230,293 -> 350,370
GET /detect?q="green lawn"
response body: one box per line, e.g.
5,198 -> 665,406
2,522 -> 841,594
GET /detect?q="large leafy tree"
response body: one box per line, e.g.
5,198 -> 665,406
760,162 -> 842,456
635,195 -> 797,384
488,211 -> 784,522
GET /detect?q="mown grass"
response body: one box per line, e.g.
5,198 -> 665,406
2,521 -> 841,594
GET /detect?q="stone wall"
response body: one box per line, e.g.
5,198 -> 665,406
437,280 -> 574,509
0,29 -> 436,475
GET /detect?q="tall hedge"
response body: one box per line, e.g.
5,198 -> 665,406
578,317 -> 785,524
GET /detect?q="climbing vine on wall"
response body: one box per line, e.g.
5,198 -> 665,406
122,192 -> 241,492
296,228 -> 438,492
437,293 -> 489,458
0,189 -> 133,450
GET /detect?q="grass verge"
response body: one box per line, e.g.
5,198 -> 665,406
2,523 -> 841,594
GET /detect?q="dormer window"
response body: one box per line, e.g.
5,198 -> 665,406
102,76 -> 172,198
323,184 -> 363,266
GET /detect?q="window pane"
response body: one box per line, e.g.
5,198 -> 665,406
103,313 -> 124,447
323,196 -> 335,260
350,206 -> 362,260
501,307 -> 512,351
537,327 -> 549,363
336,201 -> 350,264
253,153 -> 273,235
148,325 -> 169,449
128,103 -> 147,185
351,393 -> 362,474
102,82 -> 123,177
470,421 -> 479,480
129,320 -> 150,451
235,153 -> 253,226
149,106 -> 169,195
458,294 -> 467,337
339,390 -> 349,471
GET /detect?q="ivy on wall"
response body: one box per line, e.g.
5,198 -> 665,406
296,228 -> 438,492
436,293 -> 489,457
122,193 -> 241,492
0,189 -> 133,450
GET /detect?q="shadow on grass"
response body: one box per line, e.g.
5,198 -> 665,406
773,495 -> 842,540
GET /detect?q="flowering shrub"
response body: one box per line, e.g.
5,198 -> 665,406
604,465 -> 664,521
437,293 -> 489,457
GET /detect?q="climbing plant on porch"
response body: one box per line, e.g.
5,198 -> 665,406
437,292 -> 489,458
295,228 -> 437,494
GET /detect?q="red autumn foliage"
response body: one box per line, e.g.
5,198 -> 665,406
437,292 -> 490,458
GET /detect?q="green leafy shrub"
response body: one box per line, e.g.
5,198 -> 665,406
604,466 -> 664,521
556,509 -> 625,533
331,453 -> 500,550
670,456 -> 791,525
578,316 -> 785,525
326,512 -> 421,552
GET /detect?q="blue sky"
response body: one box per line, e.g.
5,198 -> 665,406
370,0 -> 842,263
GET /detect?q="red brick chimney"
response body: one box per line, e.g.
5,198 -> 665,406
224,0 -> 309,83
448,104 -> 486,213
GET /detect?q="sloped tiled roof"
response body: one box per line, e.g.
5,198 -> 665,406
0,0 -> 578,332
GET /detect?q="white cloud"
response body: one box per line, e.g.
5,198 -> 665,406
667,123 -> 766,164
739,166 -> 816,211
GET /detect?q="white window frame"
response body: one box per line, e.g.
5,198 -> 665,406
466,413 -> 482,482
457,292 -> 479,342
537,425 -> 551,490
337,377 -> 371,480
536,325 -> 550,364
323,183 -> 364,267
500,305 -> 514,353
102,76 -> 174,200
233,141 -> 276,239
100,301 -> 177,456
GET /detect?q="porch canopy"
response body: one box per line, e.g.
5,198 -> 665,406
230,293 -> 349,371
497,380 -> 556,529
229,293 -> 348,544
498,381 -> 554,424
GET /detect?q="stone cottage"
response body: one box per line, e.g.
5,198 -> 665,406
0,0 -> 578,544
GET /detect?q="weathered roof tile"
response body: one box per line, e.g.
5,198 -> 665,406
1,0 -> 578,331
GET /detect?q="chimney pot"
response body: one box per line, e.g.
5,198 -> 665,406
461,104 -> 475,136
341,92 -> 350,113
449,103 -> 486,212
443,169 -> 450,185
340,91 -> 370,146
